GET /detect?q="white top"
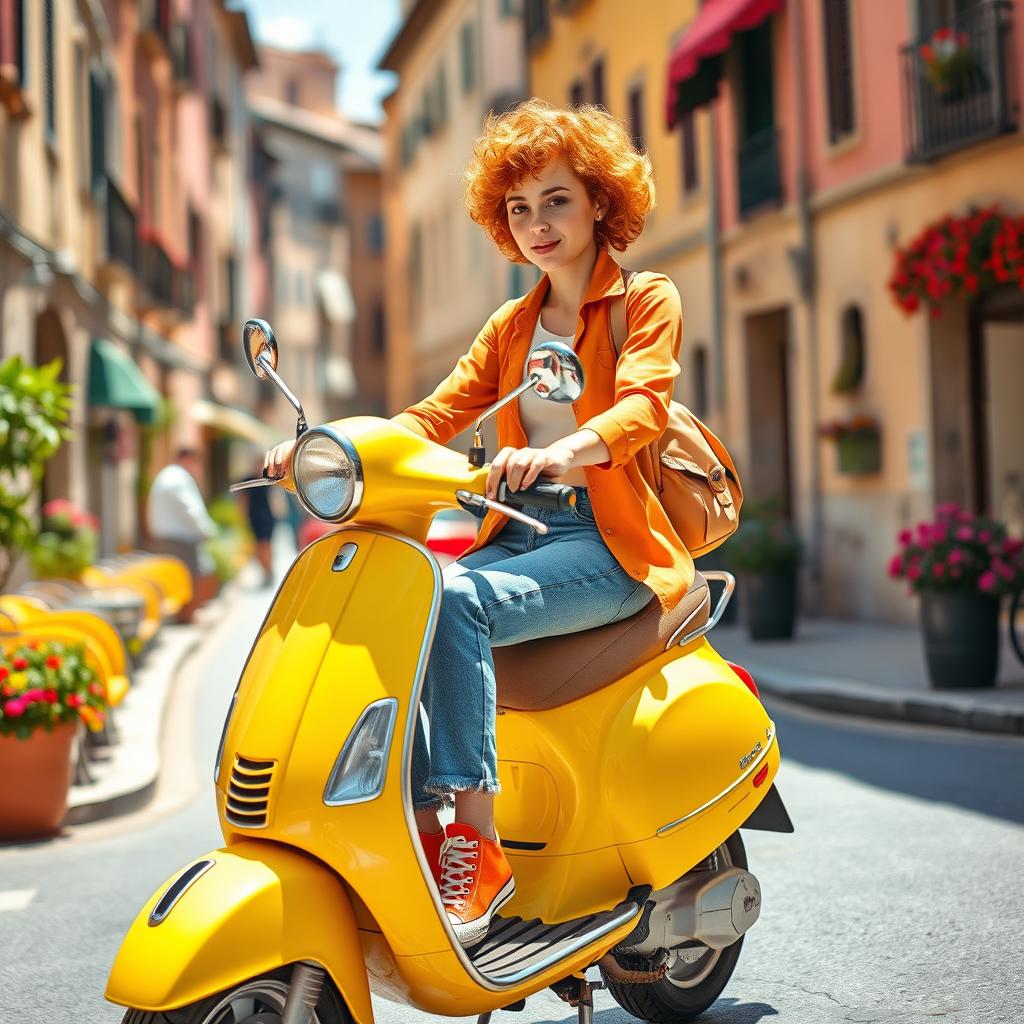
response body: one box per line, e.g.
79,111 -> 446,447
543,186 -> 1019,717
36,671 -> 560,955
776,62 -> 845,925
146,464 -> 218,543
519,318 -> 589,488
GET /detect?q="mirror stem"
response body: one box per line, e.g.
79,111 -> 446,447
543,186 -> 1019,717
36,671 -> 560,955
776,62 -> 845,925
469,375 -> 539,467
257,353 -> 308,437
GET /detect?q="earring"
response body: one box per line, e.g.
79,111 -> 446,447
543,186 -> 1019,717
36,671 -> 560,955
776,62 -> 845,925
596,213 -> 603,222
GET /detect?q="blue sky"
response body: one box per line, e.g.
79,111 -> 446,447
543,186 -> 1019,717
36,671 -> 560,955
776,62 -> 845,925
238,1 -> 400,124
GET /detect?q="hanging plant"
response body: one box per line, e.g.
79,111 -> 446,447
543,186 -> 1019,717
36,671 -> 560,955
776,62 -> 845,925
888,206 -> 1024,318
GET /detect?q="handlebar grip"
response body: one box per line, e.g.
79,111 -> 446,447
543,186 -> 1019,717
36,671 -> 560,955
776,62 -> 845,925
497,481 -> 577,512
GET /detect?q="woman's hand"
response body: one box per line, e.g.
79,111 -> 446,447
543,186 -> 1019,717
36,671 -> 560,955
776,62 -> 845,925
486,445 -> 574,499
264,438 -> 297,480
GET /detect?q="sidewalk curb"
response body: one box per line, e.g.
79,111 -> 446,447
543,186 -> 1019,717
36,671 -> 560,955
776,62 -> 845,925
752,667 -> 1024,737
63,581 -> 241,827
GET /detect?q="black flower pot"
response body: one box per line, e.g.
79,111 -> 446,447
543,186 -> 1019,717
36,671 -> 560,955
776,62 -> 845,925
740,566 -> 798,641
919,591 -> 1000,689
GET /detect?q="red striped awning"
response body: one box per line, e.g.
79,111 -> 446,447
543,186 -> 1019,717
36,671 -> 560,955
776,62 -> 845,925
666,0 -> 784,127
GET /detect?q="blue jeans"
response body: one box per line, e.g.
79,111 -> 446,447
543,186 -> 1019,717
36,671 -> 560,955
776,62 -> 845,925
411,489 -> 652,811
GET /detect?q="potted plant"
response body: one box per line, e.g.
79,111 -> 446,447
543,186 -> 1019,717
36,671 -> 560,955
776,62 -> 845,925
819,415 -> 882,475
29,499 -> 99,578
0,639 -> 108,839
888,503 -> 1024,689
724,508 -> 803,641
0,356 -> 73,591
918,26 -> 980,102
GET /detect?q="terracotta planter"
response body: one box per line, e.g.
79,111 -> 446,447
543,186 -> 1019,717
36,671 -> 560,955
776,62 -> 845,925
919,591 -> 1000,689
0,721 -> 77,840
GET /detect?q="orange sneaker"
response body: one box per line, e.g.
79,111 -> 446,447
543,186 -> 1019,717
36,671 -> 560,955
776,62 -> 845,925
418,828 -> 446,888
439,822 -> 516,946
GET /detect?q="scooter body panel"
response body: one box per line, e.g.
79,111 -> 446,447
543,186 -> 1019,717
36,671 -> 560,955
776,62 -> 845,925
495,641 -> 778,923
104,841 -> 374,1024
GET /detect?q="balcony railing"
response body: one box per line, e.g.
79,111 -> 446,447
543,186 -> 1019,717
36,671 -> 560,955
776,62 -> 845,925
737,127 -> 783,217
140,237 -> 175,308
101,176 -> 138,270
900,1 -> 1016,163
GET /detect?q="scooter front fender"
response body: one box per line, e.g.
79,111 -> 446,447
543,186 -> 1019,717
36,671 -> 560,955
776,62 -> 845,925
105,840 -> 374,1024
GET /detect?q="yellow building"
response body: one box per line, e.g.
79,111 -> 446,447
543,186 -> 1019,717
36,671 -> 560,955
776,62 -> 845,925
529,0 -> 1024,622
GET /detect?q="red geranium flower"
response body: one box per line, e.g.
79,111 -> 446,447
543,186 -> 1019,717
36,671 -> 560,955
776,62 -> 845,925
45,655 -> 61,670
66,693 -> 84,709
12,656 -> 27,671
0,666 -> 8,682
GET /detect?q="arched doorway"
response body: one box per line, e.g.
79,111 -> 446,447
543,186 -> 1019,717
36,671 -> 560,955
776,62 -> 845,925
34,308 -> 71,507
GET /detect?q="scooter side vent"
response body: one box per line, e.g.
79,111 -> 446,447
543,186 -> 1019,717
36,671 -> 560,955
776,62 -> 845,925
225,754 -> 277,828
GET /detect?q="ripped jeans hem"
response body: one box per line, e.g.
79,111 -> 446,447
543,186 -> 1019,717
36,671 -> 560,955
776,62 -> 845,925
423,774 -> 502,798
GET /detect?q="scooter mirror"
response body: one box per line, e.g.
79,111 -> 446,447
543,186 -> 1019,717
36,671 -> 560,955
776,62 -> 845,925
526,340 -> 584,403
243,319 -> 279,381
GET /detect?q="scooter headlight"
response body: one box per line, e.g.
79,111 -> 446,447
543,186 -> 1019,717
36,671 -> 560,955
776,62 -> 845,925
324,699 -> 398,805
292,427 -> 364,523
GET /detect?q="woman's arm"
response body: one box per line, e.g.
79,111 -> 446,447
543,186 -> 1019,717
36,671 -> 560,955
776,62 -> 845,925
392,300 -> 512,444
580,274 -> 682,469
485,429 -> 609,498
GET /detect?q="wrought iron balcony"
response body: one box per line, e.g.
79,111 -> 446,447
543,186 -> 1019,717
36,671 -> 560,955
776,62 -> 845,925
900,1 -> 1016,163
140,236 -> 175,308
737,127 -> 783,218
101,175 -> 138,271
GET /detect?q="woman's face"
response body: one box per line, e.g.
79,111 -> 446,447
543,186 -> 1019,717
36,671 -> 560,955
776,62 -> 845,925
504,155 -> 606,272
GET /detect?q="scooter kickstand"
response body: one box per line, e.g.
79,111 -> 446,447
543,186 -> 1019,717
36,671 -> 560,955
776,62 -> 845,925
575,978 -> 595,1024
477,1013 -> 492,1024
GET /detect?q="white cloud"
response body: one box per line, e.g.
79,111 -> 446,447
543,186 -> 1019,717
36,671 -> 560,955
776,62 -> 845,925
259,15 -> 316,51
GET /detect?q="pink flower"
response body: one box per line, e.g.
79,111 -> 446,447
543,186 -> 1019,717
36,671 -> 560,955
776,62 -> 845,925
23,689 -> 45,702
898,529 -> 913,546
995,561 -> 1015,581
1003,538 -> 1024,557
2,699 -> 26,717
936,502 -> 960,518
947,549 -> 964,565
917,524 -> 932,543
978,530 -> 992,543
907,563 -> 922,581
956,526 -> 974,541
932,563 -> 946,578
888,555 -> 904,578
979,570 -> 998,593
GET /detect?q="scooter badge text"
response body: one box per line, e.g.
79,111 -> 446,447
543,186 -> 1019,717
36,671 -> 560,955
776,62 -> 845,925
739,740 -> 763,770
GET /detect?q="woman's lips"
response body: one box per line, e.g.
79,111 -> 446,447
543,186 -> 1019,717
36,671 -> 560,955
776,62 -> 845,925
532,240 -> 560,254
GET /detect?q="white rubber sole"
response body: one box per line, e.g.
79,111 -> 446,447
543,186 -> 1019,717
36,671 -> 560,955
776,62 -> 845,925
449,874 -> 517,947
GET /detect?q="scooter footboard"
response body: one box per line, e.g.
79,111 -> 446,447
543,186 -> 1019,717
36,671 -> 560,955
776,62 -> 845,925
105,840 -> 374,1024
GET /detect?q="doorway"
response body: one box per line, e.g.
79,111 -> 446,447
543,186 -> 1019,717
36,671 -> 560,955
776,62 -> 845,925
744,308 -> 794,519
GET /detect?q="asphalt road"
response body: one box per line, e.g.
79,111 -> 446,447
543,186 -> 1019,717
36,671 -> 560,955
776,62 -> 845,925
2,563 -> 1022,1024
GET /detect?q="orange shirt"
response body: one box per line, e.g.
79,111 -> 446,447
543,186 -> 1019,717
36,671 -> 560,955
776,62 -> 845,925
393,248 -> 695,612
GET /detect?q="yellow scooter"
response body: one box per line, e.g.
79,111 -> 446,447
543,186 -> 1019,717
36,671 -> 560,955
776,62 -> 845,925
107,320 -> 793,1024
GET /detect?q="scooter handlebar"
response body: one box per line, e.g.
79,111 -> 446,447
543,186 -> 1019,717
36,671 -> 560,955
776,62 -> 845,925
496,481 -> 577,513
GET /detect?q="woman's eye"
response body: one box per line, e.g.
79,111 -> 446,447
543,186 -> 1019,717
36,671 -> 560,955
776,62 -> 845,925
547,196 -> 567,207
511,204 -> 527,215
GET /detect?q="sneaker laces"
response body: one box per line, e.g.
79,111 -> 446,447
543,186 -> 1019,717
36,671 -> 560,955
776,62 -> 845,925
439,835 -> 479,912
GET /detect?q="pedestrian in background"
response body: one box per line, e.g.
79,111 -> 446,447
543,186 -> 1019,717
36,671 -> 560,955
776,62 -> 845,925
237,457 -> 278,586
147,446 -> 218,620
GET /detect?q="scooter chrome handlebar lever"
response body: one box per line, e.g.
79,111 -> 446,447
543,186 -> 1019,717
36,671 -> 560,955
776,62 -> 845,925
455,490 -> 549,536
229,476 -> 281,493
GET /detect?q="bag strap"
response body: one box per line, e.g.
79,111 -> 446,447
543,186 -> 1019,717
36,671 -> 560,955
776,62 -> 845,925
609,268 -> 637,358
608,268 -> 664,492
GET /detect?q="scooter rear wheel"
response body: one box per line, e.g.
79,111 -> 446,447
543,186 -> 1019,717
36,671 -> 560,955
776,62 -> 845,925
602,833 -> 748,1023
120,966 -> 351,1024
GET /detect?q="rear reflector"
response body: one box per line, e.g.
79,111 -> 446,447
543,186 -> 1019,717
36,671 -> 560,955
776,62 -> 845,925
753,765 -> 770,788
727,662 -> 759,698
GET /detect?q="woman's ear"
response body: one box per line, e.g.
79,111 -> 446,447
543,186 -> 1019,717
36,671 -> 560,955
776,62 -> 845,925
595,196 -> 609,223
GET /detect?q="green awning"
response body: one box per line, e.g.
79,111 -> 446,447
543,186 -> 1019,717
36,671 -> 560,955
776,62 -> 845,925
88,338 -> 162,425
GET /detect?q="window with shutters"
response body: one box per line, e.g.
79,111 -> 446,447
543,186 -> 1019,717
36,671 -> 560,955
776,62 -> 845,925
590,57 -> 605,109
43,0 -> 56,140
525,0 -> 550,51
569,79 -> 585,107
88,69 -> 107,190
822,0 -> 856,143
627,83 -> 645,152
681,110 -> 699,194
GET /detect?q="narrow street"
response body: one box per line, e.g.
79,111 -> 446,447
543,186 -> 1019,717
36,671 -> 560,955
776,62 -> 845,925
1,575 -> 1021,1024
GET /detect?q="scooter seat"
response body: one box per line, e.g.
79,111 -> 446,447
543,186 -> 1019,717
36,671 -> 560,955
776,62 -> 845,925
493,572 -> 711,711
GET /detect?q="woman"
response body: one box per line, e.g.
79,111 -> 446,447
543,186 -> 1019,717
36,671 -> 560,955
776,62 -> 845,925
264,100 -> 693,946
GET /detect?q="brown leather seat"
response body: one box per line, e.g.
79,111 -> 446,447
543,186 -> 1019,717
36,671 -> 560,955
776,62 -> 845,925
493,573 -> 711,711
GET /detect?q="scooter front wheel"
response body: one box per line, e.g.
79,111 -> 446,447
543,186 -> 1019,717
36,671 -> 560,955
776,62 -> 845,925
120,966 -> 351,1024
601,833 -> 748,1023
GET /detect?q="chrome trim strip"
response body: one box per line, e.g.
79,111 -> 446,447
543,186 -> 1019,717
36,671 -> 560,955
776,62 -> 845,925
485,905 -> 640,985
323,697 -> 399,806
668,571 -> 736,649
148,860 -> 215,926
656,722 -> 776,837
292,425 -> 365,524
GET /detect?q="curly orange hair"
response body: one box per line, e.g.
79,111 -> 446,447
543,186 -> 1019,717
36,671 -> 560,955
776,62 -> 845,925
464,99 -> 656,264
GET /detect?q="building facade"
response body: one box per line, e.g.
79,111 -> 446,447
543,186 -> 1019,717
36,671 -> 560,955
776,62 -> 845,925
0,0 -> 266,556
528,0 -> 1024,622
379,0 -> 530,428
